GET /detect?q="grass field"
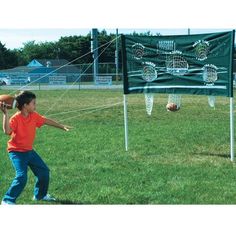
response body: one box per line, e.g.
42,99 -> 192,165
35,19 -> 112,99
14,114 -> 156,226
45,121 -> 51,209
0,89 -> 236,204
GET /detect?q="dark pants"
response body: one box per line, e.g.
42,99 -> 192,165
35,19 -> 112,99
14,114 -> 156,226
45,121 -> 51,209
2,150 -> 50,204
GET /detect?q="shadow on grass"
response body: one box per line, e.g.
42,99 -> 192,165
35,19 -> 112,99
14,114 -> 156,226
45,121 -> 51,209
192,152 -> 230,159
54,199 -> 91,205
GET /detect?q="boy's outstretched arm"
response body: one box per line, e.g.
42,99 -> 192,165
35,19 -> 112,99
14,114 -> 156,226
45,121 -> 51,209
44,118 -> 71,131
0,102 -> 12,135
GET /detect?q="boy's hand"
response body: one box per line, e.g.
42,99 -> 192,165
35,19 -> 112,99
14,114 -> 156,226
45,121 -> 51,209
63,125 -> 73,131
0,102 -> 8,114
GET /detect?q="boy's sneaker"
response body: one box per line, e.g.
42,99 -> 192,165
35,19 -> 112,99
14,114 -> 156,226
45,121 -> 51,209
1,200 -> 16,205
33,194 -> 56,202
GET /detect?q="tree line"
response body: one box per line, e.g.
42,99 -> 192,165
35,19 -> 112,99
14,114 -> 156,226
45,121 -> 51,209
0,30 -> 122,70
0,30 -> 236,70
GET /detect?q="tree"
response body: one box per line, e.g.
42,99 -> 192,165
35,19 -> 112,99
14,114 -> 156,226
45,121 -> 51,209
0,41 -> 18,69
56,35 -> 92,64
19,41 -> 56,64
97,30 -> 116,63
1,30 -> 164,70
0,41 -> 7,69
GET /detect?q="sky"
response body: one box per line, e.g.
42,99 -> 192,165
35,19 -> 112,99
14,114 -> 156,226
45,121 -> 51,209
0,28 -> 234,50
0,0 -> 235,50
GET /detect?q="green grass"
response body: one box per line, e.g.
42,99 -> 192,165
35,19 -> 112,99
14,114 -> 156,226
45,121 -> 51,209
1,89 -> 236,204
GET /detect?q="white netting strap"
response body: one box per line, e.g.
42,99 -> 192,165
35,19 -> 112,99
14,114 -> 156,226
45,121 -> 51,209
144,93 -> 154,116
208,96 -> 216,108
168,94 -> 181,109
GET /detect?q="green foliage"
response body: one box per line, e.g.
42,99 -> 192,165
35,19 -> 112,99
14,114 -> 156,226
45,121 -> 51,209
0,41 -> 18,69
0,30 -> 235,70
0,89 -> 236,204
19,41 -> 56,63
0,29 -> 121,69
56,35 -> 92,63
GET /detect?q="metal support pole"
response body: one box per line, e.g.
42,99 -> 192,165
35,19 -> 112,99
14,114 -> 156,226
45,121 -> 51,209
115,29 -> 119,84
230,97 -> 234,161
91,28 -> 98,84
187,28 -> 190,35
123,94 -> 128,151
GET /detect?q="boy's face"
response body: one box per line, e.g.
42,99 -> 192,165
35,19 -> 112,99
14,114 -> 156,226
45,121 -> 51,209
24,99 -> 36,113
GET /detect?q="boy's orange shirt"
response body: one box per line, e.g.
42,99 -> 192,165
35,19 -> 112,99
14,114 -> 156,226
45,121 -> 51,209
7,111 -> 46,152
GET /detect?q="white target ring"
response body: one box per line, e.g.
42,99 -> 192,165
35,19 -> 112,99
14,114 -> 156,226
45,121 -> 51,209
193,40 -> 210,61
132,43 -> 145,60
166,51 -> 189,75
142,62 -> 157,82
203,64 -> 218,84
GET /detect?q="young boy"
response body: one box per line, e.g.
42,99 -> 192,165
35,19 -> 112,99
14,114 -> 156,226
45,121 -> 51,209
0,91 -> 70,205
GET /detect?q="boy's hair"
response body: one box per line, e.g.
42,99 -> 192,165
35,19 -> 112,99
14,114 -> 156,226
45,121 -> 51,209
15,91 -> 36,110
